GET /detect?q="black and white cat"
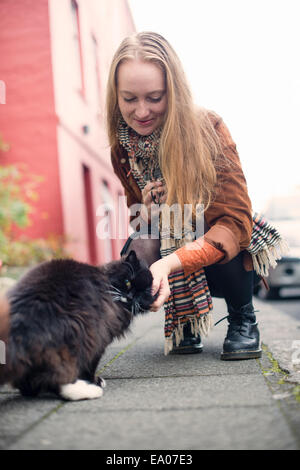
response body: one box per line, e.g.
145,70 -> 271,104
0,251 -> 156,401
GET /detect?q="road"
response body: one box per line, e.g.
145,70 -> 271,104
255,289 -> 300,322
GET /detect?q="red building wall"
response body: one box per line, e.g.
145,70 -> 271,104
0,0 -> 63,238
0,0 -> 135,264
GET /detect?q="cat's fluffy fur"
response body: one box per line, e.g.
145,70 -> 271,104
0,251 -> 155,400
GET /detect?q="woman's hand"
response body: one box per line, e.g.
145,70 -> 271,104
141,180 -> 167,222
149,253 -> 182,311
149,258 -> 171,312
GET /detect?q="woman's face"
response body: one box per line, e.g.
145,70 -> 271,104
117,59 -> 167,136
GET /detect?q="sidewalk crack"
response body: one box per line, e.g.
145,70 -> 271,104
6,402 -> 65,450
96,340 -> 138,377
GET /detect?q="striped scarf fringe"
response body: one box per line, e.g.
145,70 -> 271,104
248,212 -> 289,277
164,313 -> 213,355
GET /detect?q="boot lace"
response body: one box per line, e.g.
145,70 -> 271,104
214,311 -> 259,335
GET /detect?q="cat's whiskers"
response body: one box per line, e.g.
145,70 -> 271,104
107,284 -> 145,315
111,294 -> 127,303
107,286 -> 128,303
107,286 -> 129,305
107,285 -> 122,295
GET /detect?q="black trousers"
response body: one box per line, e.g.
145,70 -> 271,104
204,251 -> 261,311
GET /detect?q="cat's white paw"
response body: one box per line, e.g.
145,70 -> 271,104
60,379 -> 103,401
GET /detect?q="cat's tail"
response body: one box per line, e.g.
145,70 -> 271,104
0,295 -> 11,385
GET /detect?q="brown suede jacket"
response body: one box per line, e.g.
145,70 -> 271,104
110,113 -> 253,265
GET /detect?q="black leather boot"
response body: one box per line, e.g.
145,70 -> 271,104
170,321 -> 203,354
221,302 -> 262,360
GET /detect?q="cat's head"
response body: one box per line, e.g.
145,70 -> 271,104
108,250 -> 157,315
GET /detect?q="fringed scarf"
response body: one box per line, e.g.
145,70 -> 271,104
117,119 -> 288,354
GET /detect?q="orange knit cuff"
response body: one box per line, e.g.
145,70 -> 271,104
176,238 -> 225,276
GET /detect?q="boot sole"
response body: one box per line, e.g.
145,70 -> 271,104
169,345 -> 203,355
220,349 -> 262,361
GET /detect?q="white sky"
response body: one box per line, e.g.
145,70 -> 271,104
128,0 -> 300,211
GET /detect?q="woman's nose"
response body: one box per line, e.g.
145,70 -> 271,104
135,101 -> 150,119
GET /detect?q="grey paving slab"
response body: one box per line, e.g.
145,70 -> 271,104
0,394 -> 61,450
1,297 -> 299,450
98,298 -> 259,380
48,374 -> 274,412
255,298 -> 300,383
8,405 -> 297,450
97,310 -> 165,366
100,328 -> 261,380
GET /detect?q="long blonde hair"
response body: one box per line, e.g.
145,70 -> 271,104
106,32 -> 222,214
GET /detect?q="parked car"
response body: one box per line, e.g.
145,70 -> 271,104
255,191 -> 300,299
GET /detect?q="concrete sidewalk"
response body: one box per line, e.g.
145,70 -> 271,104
0,297 -> 299,450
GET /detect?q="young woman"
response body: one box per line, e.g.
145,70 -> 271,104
106,32 -> 285,359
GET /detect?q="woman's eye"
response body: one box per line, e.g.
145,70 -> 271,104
123,96 -> 162,103
123,97 -> 136,103
148,97 -> 162,103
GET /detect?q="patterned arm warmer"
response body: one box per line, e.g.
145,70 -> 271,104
176,238 -> 225,276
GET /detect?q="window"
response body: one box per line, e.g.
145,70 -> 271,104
91,35 -> 101,110
71,0 -> 84,94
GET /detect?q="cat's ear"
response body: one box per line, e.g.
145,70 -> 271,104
125,250 -> 138,266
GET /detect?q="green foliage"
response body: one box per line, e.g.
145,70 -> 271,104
0,165 -> 32,234
0,136 -> 69,267
0,234 -> 69,267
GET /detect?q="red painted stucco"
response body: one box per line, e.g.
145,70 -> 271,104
0,0 -> 135,264
0,0 -> 63,239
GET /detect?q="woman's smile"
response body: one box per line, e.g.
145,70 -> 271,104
117,60 -> 167,136
134,118 -> 154,127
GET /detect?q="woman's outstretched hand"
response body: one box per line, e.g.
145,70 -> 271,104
149,253 -> 182,311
